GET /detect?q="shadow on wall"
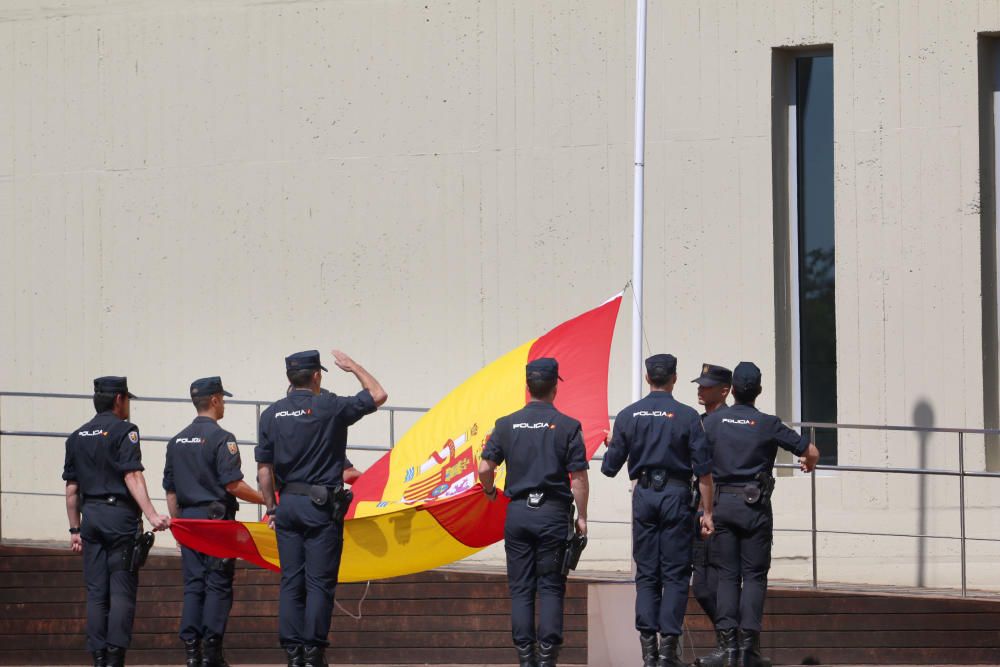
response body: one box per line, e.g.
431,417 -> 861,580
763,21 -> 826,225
912,399 -> 934,588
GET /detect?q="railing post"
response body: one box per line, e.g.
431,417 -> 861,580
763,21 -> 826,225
810,425 -> 818,589
958,431 -> 967,597
389,409 -> 396,448
255,403 -> 262,523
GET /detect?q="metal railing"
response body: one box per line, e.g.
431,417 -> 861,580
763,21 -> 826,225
1,391 -> 999,596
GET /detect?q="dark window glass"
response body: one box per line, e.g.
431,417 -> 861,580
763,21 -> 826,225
796,55 -> 837,464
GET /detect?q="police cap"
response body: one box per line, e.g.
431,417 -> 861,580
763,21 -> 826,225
190,376 -> 233,398
645,354 -> 677,378
692,363 -> 733,387
285,350 -> 328,372
526,357 -> 562,383
732,361 -> 762,392
93,376 -> 136,399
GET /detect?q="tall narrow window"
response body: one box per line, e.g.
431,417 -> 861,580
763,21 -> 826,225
979,36 -> 1000,470
776,49 -> 837,464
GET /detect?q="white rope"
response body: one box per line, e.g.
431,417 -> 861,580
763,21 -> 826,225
334,579 -> 371,620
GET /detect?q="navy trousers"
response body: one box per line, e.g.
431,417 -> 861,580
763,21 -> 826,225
274,494 -> 344,648
711,492 -> 773,632
81,502 -> 141,653
504,498 -> 571,647
178,506 -> 235,641
691,511 -> 719,625
632,484 -> 693,636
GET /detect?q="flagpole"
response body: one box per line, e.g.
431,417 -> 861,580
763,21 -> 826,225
631,0 -> 648,402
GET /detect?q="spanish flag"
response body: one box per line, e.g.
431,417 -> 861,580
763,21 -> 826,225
171,294 -> 622,581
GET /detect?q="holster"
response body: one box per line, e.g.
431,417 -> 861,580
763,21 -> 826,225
561,534 -> 587,575
745,472 -> 775,505
689,477 -> 701,510
206,500 -> 228,520
205,502 -> 235,571
113,529 -> 154,575
560,507 -> 588,575
330,486 -> 353,521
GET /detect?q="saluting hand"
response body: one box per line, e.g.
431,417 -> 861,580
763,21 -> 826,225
70,533 -> 83,554
331,349 -> 356,372
799,443 -> 821,473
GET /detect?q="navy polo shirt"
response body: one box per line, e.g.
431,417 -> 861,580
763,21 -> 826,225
601,391 -> 710,480
163,416 -> 244,509
63,411 -> 144,497
255,388 -> 376,488
703,403 -> 809,483
481,401 -> 589,503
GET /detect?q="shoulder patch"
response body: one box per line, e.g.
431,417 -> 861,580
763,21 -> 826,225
128,431 -> 139,444
227,441 -> 238,455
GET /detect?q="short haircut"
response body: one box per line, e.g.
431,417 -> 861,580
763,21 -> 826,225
287,368 -> 316,388
527,378 -> 557,399
648,371 -> 673,388
732,385 -> 762,404
192,395 -> 214,412
93,392 -> 118,413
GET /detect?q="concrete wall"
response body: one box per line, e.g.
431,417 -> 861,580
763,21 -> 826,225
2,0 -> 999,590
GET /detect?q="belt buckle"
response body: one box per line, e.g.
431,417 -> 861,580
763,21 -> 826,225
106,495 -> 117,506
526,491 -> 545,509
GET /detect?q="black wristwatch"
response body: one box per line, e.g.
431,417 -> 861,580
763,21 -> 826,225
69,527 -> 81,535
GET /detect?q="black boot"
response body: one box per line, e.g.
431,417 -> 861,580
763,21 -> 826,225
738,630 -> 771,667
694,628 -> 728,667
515,642 -> 538,667
302,645 -> 328,667
657,634 -> 684,667
537,642 -> 559,667
183,639 -> 201,667
201,636 -> 229,667
105,645 -> 126,667
639,632 -> 658,667
284,645 -> 304,667
695,628 -> 737,667
91,649 -> 107,667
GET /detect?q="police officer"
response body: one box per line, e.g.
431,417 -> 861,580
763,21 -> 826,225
690,363 -> 731,666
478,358 -> 589,667
163,377 -> 266,667
256,350 -> 387,667
698,362 -> 819,667
63,377 -> 170,667
601,354 -> 713,667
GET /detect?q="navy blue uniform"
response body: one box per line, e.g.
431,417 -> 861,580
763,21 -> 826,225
602,392 -> 710,637
481,401 -> 588,648
164,417 -> 244,643
62,412 -> 144,654
255,388 -> 376,648
691,411 -> 720,625
703,404 -> 808,632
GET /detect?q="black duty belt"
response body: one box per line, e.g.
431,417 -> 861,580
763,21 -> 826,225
282,482 -> 341,496
84,494 -> 137,508
717,484 -> 751,494
180,500 -> 227,509
636,469 -> 689,490
180,500 -> 234,519
512,490 -> 570,504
